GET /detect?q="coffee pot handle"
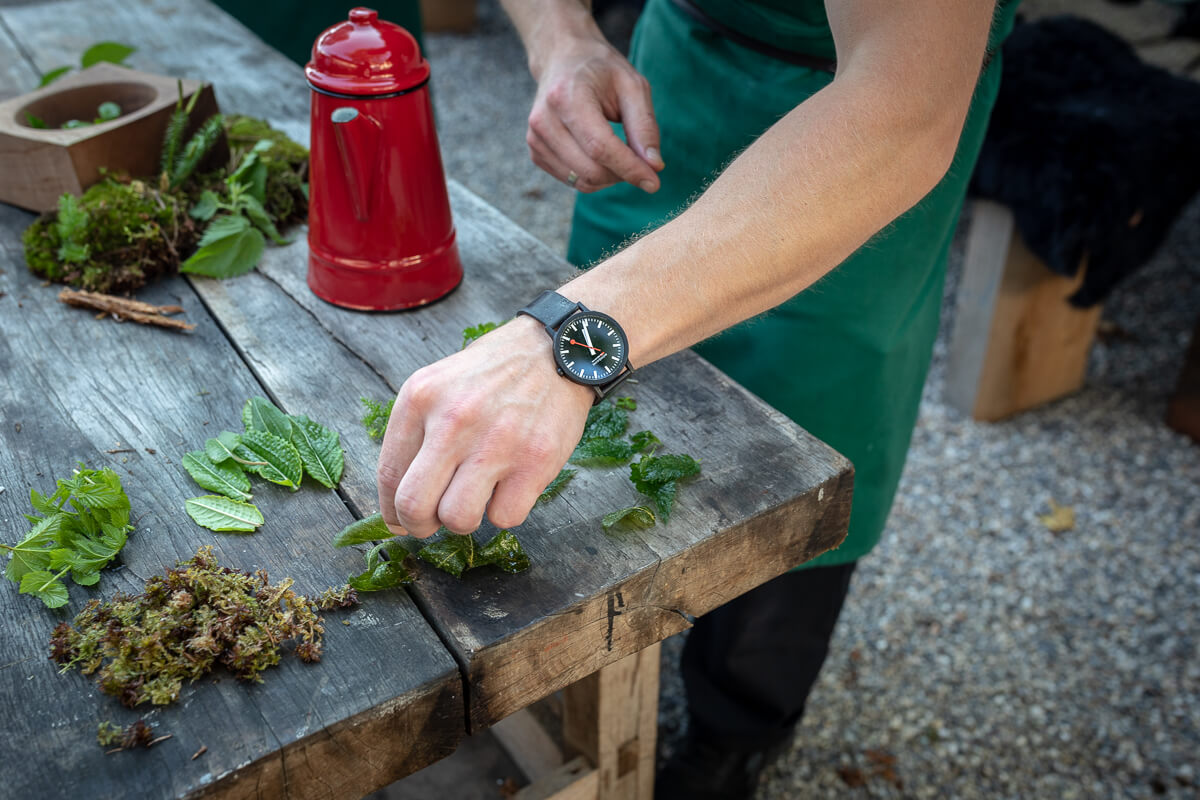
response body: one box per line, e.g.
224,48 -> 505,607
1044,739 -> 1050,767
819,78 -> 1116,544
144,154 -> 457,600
330,106 -> 381,222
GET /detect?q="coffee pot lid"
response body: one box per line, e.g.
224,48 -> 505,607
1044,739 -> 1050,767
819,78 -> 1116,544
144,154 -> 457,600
306,7 -> 430,96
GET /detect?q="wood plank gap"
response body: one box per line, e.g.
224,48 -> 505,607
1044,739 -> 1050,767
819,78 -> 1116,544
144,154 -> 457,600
491,708 -> 566,783
401,573 -> 478,736
0,11 -> 41,79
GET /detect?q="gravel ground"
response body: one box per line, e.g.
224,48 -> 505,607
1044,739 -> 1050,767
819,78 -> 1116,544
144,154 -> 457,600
424,3 -> 1200,798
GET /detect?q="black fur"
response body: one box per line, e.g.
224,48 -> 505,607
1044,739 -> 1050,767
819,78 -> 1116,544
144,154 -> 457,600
970,15 -> 1200,307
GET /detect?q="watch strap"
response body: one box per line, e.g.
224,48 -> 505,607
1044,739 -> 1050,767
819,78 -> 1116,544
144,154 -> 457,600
517,290 -> 583,332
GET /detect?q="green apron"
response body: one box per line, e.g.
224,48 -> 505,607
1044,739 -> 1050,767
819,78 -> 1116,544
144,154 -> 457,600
568,0 -> 1020,568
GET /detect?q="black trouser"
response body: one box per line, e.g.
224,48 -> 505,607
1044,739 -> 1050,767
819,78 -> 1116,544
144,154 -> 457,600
681,561 -> 858,751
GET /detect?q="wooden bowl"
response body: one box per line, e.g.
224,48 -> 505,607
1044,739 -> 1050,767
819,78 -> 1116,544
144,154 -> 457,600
0,62 -> 218,212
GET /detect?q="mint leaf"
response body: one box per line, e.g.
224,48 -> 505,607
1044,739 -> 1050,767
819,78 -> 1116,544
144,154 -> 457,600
235,429 -> 302,489
185,495 -> 264,532
537,469 -> 576,504
204,431 -> 242,464
581,401 -> 628,441
333,513 -> 395,547
570,437 -> 633,467
19,570 -> 69,608
80,41 -> 135,68
289,415 -> 343,488
477,530 -> 530,574
180,225 -> 264,279
181,450 -> 252,500
418,533 -> 476,578
242,396 -> 293,439
601,505 -> 656,531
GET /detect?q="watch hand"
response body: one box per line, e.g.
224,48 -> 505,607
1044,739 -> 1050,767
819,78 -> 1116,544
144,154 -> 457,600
581,323 -> 596,352
568,338 -> 606,356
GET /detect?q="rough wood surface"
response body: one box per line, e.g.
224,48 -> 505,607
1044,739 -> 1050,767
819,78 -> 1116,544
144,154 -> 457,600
562,643 -> 660,799
492,708 -> 566,784
0,209 -> 461,798
515,757 -> 599,800
947,199 -> 1103,421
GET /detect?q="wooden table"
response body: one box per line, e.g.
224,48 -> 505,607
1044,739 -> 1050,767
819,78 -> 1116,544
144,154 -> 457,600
0,2 -> 852,798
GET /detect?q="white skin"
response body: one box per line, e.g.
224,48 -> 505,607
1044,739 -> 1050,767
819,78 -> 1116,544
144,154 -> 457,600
378,0 -> 997,537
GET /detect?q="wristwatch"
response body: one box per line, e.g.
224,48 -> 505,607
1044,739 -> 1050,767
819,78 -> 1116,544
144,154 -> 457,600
517,290 -> 635,404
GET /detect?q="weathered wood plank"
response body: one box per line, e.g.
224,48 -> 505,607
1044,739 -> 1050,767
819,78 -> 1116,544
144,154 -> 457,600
0,12 -> 38,101
492,708 -> 566,783
0,199 -> 461,799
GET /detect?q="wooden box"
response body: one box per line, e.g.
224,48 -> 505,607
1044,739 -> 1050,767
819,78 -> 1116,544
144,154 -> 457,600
0,62 -> 218,212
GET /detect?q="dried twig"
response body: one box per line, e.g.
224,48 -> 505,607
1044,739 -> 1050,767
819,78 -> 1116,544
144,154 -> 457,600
58,289 -> 194,331
191,745 -> 208,760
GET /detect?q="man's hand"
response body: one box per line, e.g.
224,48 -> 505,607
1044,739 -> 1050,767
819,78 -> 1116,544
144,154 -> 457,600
377,316 -> 594,538
522,27 -> 664,193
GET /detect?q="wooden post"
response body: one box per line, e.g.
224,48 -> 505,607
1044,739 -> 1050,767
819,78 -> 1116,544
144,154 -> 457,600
947,199 -> 1104,421
509,642 -> 661,800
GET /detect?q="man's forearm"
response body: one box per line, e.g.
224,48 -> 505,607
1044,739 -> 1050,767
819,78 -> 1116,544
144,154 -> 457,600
499,0 -> 602,80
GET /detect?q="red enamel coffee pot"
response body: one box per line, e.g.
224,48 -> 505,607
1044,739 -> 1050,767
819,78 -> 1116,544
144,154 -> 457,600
305,7 -> 462,310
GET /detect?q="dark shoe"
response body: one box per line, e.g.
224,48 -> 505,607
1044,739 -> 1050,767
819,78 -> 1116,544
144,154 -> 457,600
654,735 -> 785,800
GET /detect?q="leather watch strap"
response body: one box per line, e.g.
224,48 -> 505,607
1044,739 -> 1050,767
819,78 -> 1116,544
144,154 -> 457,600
517,290 -> 583,332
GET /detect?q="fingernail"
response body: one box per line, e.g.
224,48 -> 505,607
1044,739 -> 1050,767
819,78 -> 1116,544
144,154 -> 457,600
639,179 -> 657,193
646,147 -> 662,167
386,523 -> 408,537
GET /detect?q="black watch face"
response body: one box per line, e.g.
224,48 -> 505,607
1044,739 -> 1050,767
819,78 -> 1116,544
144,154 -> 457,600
553,312 -> 629,386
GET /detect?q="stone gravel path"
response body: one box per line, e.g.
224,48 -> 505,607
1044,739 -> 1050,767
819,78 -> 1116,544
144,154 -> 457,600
423,3 -> 1200,797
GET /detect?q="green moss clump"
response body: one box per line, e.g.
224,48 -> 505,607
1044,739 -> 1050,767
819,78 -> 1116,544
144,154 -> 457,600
224,114 -> 308,227
24,179 -> 197,294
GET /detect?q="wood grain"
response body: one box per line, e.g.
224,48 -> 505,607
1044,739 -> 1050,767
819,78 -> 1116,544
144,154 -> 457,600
0,203 -> 461,799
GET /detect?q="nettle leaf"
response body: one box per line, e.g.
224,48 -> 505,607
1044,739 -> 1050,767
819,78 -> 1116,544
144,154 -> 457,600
649,482 -> 679,523
477,530 -> 530,574
290,415 -> 343,488
349,541 -> 412,591
205,431 -> 242,464
537,469 -> 576,504
185,495 -> 264,533
631,430 -> 662,455
4,540 -> 53,583
29,489 -> 61,515
629,454 -> 700,524
333,513 -> 394,548
570,437 -> 633,467
242,195 -> 288,245
235,429 -> 303,489
190,190 -> 221,222
80,41 -> 136,68
180,225 -> 265,279
243,396 -> 293,439
418,533 -> 477,578
182,450 -> 252,500
19,570 -> 69,609
602,505 -> 656,531
360,396 -> 394,442
581,401 -> 628,441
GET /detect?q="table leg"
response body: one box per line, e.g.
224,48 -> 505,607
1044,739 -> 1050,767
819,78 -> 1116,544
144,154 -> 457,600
510,641 -> 662,800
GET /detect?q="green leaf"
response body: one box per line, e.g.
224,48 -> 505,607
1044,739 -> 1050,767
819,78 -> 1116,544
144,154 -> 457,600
70,468 -> 129,511
615,397 -> 637,411
461,321 -> 501,349
348,541 -> 412,590
631,430 -> 661,455
55,193 -> 90,264
182,450 -> 252,500
184,495 -> 264,532
190,190 -> 221,222
333,513 -> 394,547
570,437 -> 633,467
418,533 -> 477,578
630,454 -> 701,490
243,396 -> 293,439
62,119 -> 91,129
38,66 -> 72,87
241,195 -> 288,245
649,481 -> 679,523
235,429 -> 303,489
19,570 -> 69,608
197,213 -> 250,247
70,568 -> 101,587
289,415 -> 343,488
601,505 -> 656,531
581,402 -> 628,441
80,41 -> 136,68
204,431 -> 242,463
180,225 -> 264,279
95,102 -> 121,121
233,159 -> 269,207
360,396 -> 394,442
537,469 -> 577,504
4,540 -> 53,583
30,489 -> 58,515
477,530 -> 530,574
24,112 -> 47,128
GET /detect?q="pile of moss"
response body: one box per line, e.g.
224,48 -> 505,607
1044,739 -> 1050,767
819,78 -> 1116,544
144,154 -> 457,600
23,114 -> 308,295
